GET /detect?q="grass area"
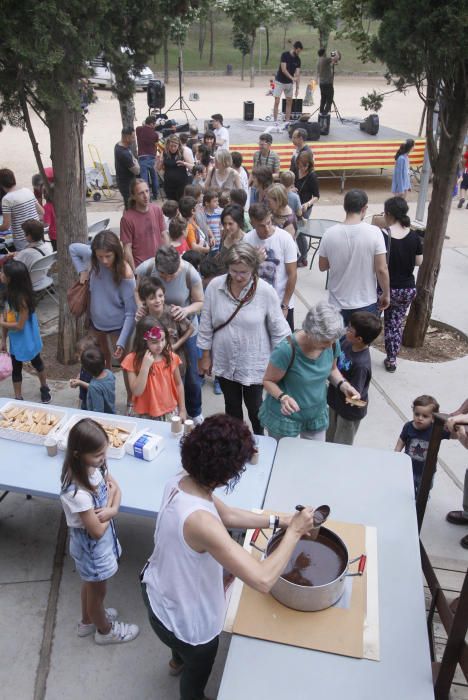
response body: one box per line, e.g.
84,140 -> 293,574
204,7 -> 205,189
148,14 -> 384,75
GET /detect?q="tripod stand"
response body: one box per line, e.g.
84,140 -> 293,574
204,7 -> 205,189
166,57 -> 197,121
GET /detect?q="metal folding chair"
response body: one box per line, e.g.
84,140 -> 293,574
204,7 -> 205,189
297,218 -> 340,270
87,218 -> 110,242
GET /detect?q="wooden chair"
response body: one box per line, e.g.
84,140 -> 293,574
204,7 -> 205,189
417,414 -> 468,699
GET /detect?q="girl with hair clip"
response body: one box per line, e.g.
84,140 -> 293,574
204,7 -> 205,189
121,317 -> 187,421
0,259 -> 51,402
60,418 -> 139,645
381,196 -> 423,372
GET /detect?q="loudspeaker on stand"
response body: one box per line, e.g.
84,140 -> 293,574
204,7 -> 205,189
147,80 -> 165,110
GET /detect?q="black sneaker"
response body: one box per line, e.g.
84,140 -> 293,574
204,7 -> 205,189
40,385 -> 51,404
457,198 -> 465,208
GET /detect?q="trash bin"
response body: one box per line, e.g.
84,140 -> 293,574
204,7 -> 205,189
243,101 -> 254,121
226,64 -> 233,76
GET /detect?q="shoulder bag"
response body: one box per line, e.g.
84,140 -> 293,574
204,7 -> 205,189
67,278 -> 90,318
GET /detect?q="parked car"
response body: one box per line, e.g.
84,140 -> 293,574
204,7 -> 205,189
88,54 -> 154,90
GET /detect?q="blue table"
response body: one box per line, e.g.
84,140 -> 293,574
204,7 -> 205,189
0,399 -> 277,516
218,438 -> 434,700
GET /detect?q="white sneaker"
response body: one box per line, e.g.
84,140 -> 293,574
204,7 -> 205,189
77,607 -> 118,637
192,414 -> 204,426
94,620 -> 139,645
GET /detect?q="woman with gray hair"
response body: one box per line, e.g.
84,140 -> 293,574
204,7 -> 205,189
135,246 -> 205,423
204,150 -> 241,192
259,300 -> 360,440
198,242 -> 290,434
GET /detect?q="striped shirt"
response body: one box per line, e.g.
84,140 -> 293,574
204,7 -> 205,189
204,206 -> 223,251
1,188 -> 39,251
252,149 -> 281,173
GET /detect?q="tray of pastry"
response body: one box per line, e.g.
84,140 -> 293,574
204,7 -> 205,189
55,414 -> 138,459
0,401 -> 67,445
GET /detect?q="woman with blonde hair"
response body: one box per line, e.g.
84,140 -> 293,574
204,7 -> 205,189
162,135 -> 192,201
205,150 -> 241,192
198,242 -> 289,434
266,183 -> 297,237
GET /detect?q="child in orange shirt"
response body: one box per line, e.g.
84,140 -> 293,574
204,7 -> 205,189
121,318 -> 186,421
178,195 -> 212,255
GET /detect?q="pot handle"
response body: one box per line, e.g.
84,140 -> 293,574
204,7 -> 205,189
250,528 -> 267,554
346,554 -> 367,577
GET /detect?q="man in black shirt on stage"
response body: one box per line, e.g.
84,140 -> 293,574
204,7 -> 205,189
273,41 -> 303,123
317,48 -> 341,115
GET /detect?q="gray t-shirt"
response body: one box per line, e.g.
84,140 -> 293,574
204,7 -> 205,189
135,258 -> 203,333
87,370 -> 116,414
317,56 -> 334,84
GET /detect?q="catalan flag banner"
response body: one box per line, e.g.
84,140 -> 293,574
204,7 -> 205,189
231,138 -> 426,172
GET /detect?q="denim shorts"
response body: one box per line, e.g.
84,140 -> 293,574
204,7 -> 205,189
69,524 -> 121,582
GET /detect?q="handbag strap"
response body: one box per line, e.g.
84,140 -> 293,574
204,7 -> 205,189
212,276 -> 257,334
381,227 -> 392,265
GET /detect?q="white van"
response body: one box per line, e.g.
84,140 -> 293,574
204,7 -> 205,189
88,53 -> 154,90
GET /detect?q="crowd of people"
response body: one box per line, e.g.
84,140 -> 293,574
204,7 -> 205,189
1,110 -> 467,700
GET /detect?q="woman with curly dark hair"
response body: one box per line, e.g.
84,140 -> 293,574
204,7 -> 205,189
140,414 -> 315,700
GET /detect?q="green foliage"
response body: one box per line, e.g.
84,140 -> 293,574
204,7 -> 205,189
296,0 -> 341,49
360,90 -> 384,111
232,28 -> 251,57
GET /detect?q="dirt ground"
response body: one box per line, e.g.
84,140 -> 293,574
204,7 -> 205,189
373,320 -> 468,363
1,74 -> 425,190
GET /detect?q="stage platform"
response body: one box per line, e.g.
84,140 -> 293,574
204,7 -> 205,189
196,116 -> 425,191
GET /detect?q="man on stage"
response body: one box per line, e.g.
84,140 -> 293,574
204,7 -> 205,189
273,41 -> 303,123
317,48 -> 341,115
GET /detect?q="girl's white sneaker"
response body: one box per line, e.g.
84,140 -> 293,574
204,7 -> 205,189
95,620 -> 139,645
77,607 -> 118,637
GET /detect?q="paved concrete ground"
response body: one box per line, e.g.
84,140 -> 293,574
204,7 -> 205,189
1,201 -> 467,699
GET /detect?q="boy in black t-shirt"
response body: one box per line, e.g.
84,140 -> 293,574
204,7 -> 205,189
327,312 -> 382,445
395,394 -> 451,496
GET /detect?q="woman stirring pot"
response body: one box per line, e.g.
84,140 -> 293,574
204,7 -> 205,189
141,414 -> 315,700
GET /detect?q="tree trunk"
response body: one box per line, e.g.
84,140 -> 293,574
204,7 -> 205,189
19,89 -> 52,199
241,53 -> 245,81
265,26 -> 270,65
283,26 -> 288,50
208,10 -> 214,67
249,35 -> 255,88
198,18 -> 207,59
163,35 -> 169,83
117,94 -> 136,154
48,104 -> 88,364
319,27 -> 330,50
402,79 -> 468,347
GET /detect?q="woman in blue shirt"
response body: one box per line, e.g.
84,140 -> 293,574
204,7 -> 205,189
392,139 -> 414,198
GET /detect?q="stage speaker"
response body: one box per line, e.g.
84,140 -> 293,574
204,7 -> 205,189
243,101 -> 254,121
360,113 -> 379,135
147,80 -> 165,109
282,98 -> 303,115
288,120 -> 321,141
318,113 -> 330,136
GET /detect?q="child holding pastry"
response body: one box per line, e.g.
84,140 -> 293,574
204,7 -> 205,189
327,312 -> 382,446
70,347 -> 116,414
121,317 -> 186,421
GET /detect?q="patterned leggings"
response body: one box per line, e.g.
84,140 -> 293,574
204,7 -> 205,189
384,287 -> 417,364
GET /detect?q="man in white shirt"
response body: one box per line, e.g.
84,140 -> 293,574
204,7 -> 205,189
245,202 -> 297,331
0,168 -> 43,251
211,113 -> 230,151
318,189 -> 390,324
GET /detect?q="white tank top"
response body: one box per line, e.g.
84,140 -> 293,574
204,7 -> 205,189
143,474 -> 226,645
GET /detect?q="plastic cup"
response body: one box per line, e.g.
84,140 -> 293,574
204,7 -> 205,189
250,448 -> 259,465
183,419 -> 194,435
171,416 -> 182,434
44,436 -> 58,457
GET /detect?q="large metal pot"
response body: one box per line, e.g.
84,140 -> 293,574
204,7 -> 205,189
265,526 -> 366,612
